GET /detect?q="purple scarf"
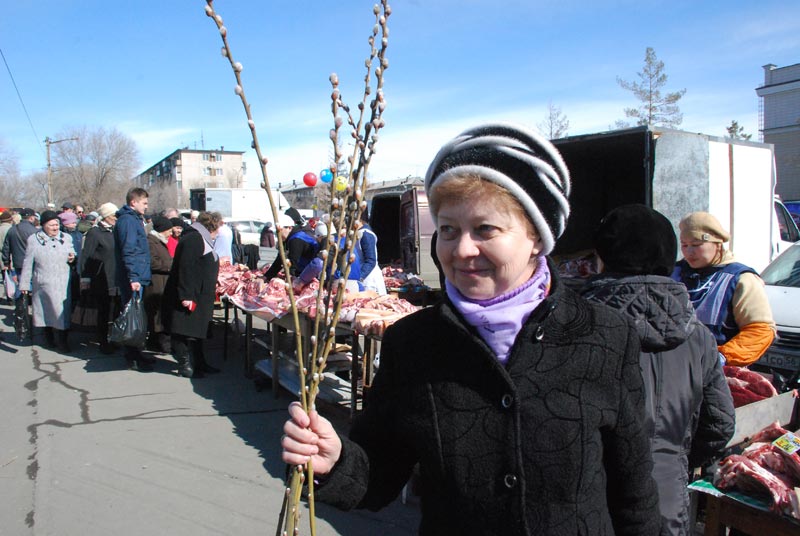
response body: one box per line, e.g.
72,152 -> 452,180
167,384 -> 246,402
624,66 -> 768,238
446,257 -> 551,365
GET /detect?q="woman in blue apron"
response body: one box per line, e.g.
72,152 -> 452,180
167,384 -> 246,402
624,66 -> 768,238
671,211 -> 775,366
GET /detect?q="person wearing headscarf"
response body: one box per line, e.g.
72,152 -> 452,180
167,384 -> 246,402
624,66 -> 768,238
671,212 -> 775,366
19,210 -> 76,351
80,202 -> 119,354
162,211 -> 223,378
282,123 -> 661,535
145,216 -> 174,353
166,217 -> 184,258
581,204 -> 734,536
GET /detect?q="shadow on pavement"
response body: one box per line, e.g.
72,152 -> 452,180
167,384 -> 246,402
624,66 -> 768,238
185,312 -> 421,535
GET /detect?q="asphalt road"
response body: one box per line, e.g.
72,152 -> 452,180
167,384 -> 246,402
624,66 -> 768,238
0,297 -> 419,535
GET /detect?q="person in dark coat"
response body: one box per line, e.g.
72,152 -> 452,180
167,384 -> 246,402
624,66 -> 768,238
162,211 -> 222,378
259,221 -> 275,248
79,203 -> 119,354
114,187 -> 153,371
282,124 -> 661,535
581,204 -> 735,536
2,208 -> 38,339
59,211 -> 83,312
145,216 -> 173,353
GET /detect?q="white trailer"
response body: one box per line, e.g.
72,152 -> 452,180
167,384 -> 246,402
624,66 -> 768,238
189,187 -> 291,223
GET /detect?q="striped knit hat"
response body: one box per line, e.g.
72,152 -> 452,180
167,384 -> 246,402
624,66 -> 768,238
424,123 -> 571,255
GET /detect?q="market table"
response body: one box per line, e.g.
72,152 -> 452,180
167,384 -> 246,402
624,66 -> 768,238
688,390 -> 800,535
221,298 -> 379,418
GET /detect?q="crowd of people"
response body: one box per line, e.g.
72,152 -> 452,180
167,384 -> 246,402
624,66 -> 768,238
1,192 -> 390,378
0,192 -> 228,377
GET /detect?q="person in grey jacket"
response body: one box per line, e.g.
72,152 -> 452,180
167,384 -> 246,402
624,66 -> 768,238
19,210 -> 76,351
2,208 -> 38,338
581,204 -> 735,536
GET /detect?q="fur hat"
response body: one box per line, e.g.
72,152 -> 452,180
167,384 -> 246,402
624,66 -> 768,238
424,122 -> 571,255
594,204 -> 677,276
97,202 -> 119,220
40,210 -> 59,226
58,211 -> 78,226
679,212 -> 730,243
0,211 -> 12,223
152,215 -> 173,233
169,217 -> 184,228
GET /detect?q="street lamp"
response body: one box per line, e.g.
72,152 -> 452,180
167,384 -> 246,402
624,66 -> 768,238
45,136 -> 79,206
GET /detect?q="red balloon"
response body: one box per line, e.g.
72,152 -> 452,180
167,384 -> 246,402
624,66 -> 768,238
303,172 -> 318,187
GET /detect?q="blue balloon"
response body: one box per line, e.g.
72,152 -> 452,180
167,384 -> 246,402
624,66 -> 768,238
320,168 -> 333,183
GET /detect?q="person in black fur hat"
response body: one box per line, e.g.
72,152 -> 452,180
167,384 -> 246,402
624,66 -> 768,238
282,124 -> 662,535
582,204 -> 734,536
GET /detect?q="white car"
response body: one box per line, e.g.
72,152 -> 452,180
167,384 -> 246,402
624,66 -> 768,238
225,219 -> 270,246
757,243 -> 800,373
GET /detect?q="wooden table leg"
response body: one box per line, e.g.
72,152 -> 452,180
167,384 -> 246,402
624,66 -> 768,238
703,496 -> 726,536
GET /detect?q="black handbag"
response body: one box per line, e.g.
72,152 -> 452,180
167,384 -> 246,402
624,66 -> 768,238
108,290 -> 147,348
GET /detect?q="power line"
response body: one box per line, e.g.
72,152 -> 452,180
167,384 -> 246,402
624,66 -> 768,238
0,46 -> 45,160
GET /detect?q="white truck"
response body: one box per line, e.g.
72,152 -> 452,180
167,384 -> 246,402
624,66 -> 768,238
369,126 -> 800,289
189,187 -> 291,223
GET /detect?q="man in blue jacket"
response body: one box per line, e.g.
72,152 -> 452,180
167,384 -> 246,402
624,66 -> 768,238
114,187 -> 153,371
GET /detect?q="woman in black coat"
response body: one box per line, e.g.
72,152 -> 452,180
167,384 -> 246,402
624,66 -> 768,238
162,211 -> 222,378
145,216 -> 174,353
282,124 -> 661,535
79,203 -> 118,354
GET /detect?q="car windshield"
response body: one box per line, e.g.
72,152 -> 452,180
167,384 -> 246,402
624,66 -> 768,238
252,221 -> 266,232
761,245 -> 800,288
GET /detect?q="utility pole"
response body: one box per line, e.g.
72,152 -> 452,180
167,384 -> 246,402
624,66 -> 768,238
45,136 -> 79,206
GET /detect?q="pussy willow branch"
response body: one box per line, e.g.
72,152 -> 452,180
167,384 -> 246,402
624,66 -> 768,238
204,1 -> 309,418
204,2 -> 391,535
309,1 -> 390,411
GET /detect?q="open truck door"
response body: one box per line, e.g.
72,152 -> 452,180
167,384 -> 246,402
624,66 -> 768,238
400,188 -> 439,289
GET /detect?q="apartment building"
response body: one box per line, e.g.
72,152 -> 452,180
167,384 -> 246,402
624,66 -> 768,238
757,63 -> 800,201
134,147 -> 246,210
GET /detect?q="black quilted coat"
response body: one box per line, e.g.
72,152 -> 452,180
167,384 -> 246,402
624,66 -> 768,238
317,262 -> 661,535
581,274 -> 735,536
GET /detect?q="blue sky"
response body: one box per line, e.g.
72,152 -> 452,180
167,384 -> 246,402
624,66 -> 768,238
2,0 -> 799,189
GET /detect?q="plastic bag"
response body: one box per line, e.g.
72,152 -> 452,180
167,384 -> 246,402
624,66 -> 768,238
4,269 -> 20,300
108,291 -> 147,348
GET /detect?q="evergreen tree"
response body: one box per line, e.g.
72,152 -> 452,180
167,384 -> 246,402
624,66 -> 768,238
725,120 -> 752,140
617,47 -> 686,128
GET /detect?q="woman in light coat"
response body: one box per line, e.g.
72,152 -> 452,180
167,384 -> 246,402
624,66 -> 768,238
19,210 -> 76,352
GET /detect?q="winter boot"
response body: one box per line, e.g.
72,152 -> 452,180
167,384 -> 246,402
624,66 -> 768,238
173,343 -> 195,378
43,327 -> 56,349
55,329 -> 72,353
